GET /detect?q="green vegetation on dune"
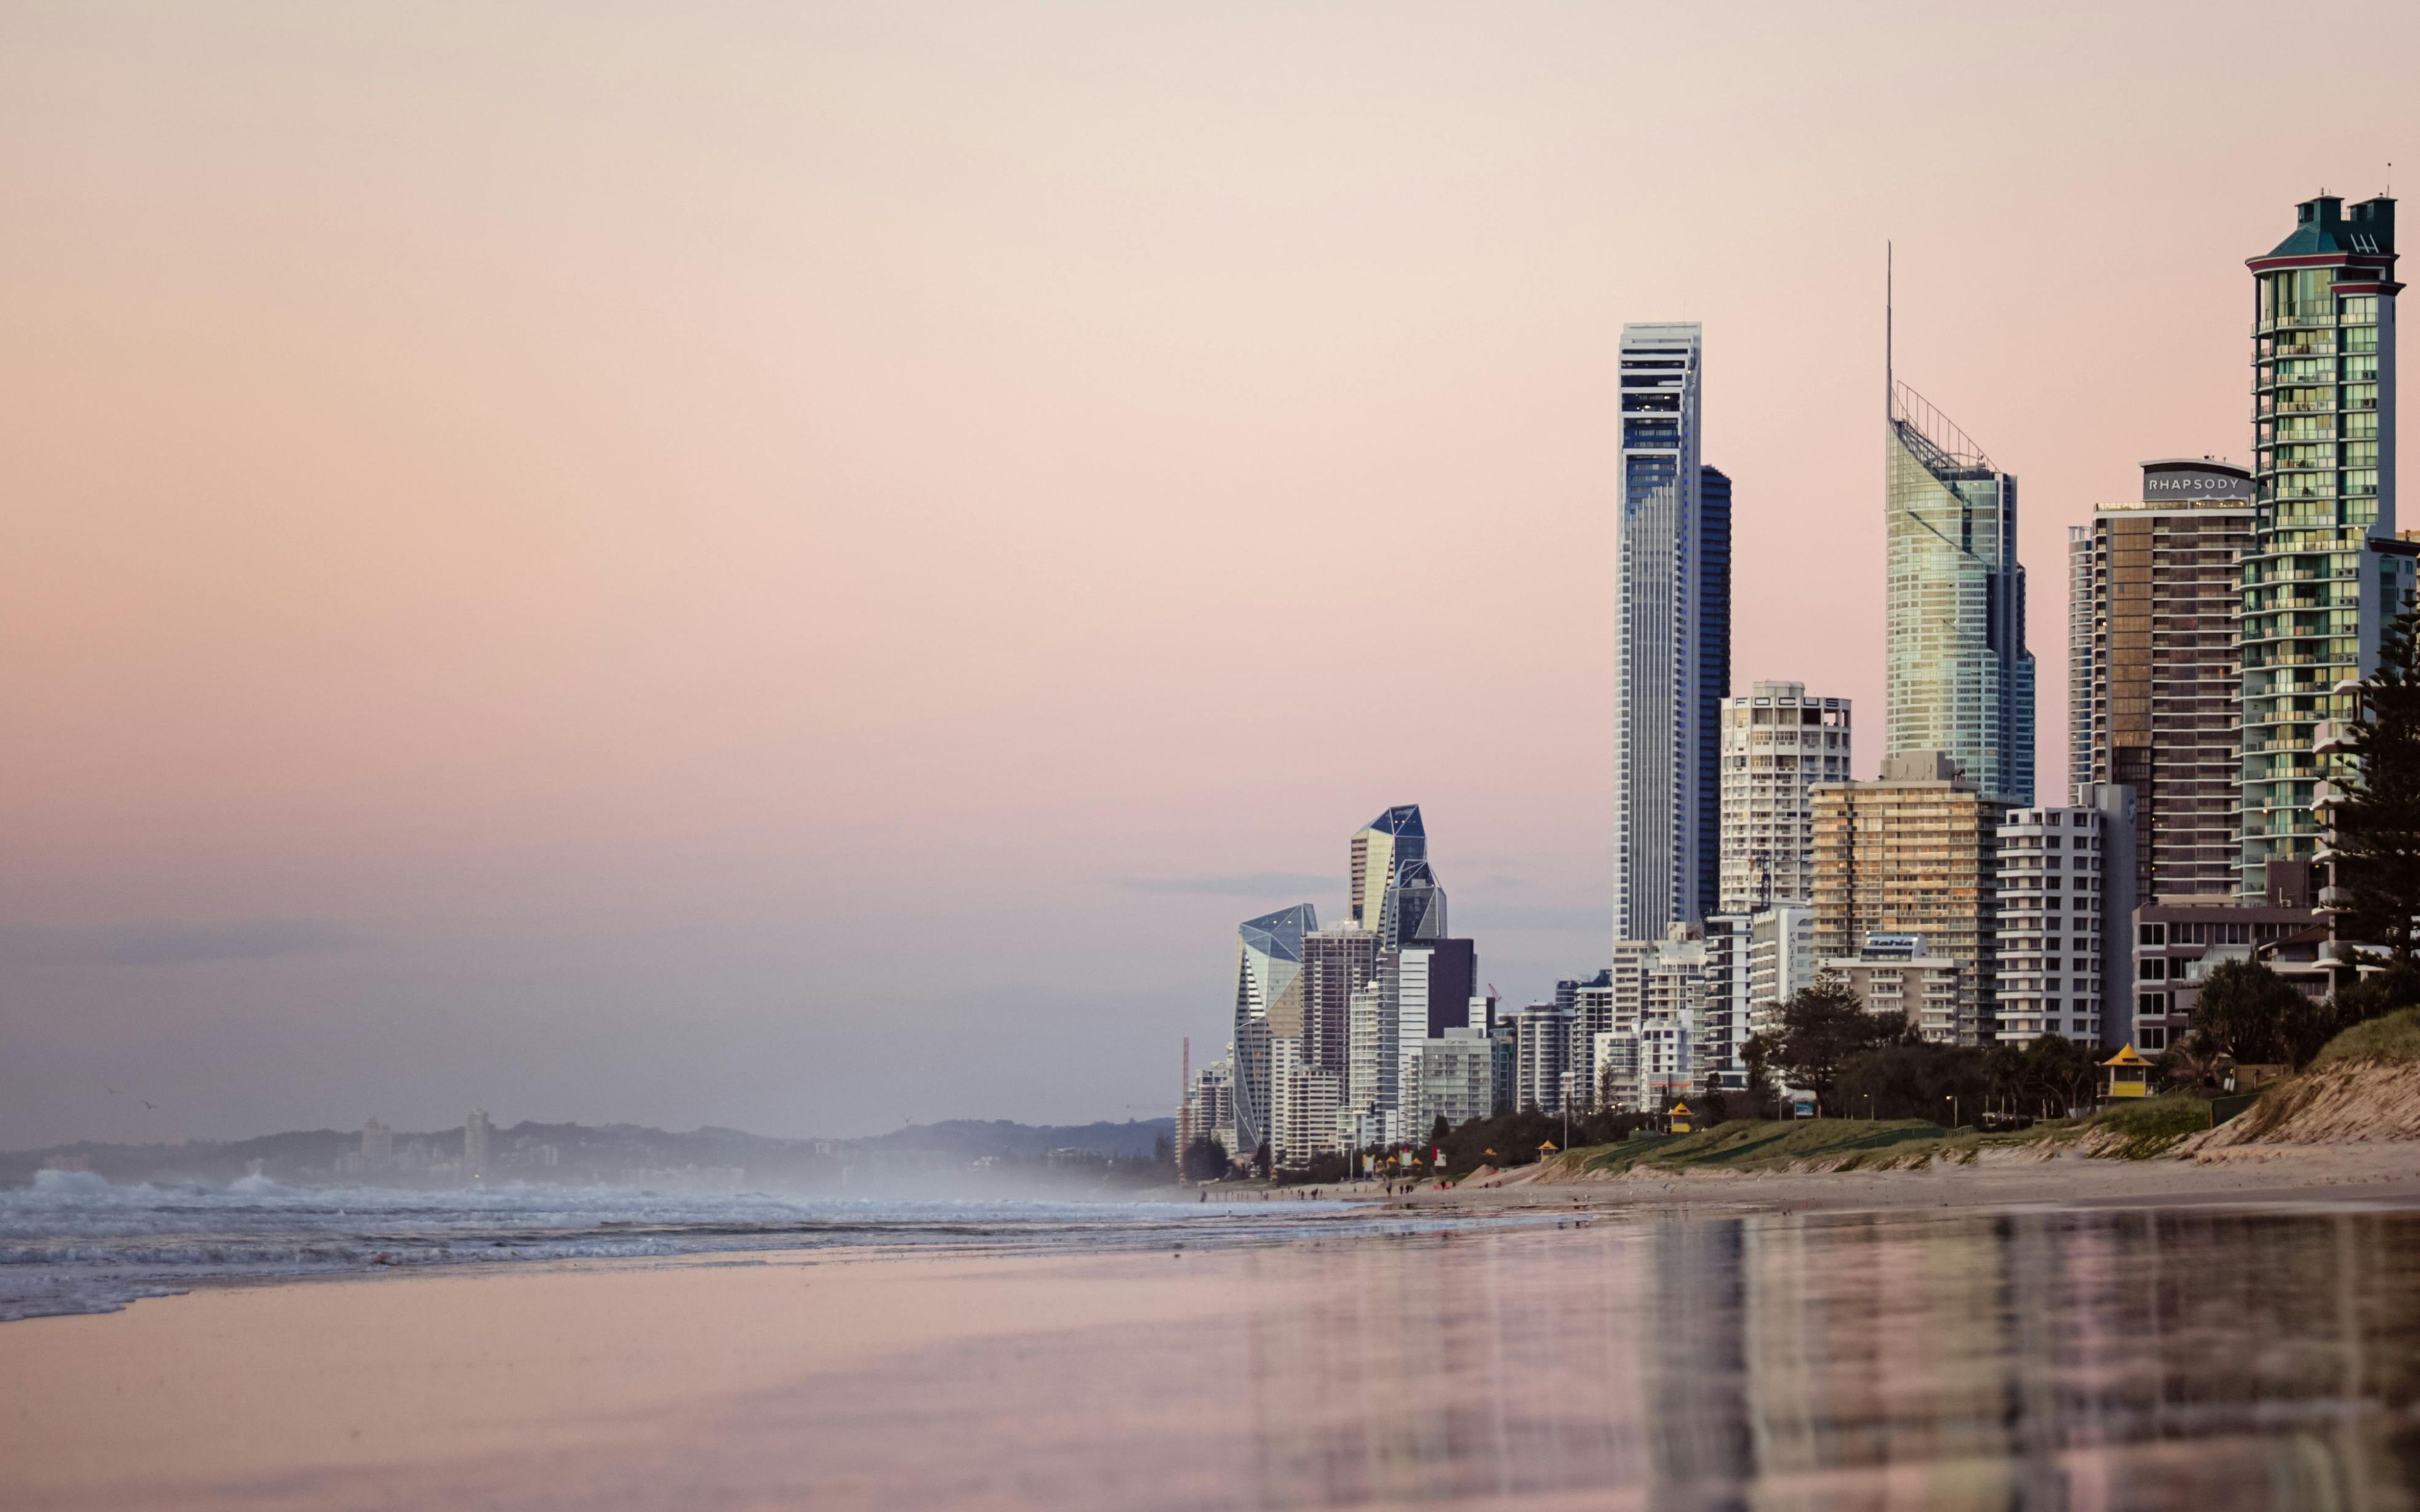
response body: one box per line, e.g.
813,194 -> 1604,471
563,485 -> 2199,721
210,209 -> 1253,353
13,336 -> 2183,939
1535,1095 -> 2225,1179
1574,1118 -> 1965,1174
2085,1096 -> 2216,1159
2313,1007 -> 2420,1067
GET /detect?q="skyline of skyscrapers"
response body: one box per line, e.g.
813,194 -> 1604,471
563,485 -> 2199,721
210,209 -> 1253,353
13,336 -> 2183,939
1189,186 -> 2409,1166
1611,322 -> 1731,944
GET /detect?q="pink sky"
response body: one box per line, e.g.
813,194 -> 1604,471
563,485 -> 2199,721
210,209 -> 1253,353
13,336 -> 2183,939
3,1 -> 2415,1145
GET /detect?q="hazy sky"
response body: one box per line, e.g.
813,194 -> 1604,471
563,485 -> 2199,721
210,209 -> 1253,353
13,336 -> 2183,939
4,1 -> 2416,1147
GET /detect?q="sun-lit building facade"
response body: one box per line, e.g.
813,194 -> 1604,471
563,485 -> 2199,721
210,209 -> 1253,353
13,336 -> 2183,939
1885,381 -> 2035,807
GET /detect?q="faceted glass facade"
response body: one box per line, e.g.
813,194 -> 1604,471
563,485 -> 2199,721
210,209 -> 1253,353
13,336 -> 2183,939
1884,383 -> 2036,806
2240,195 -> 2402,893
1228,902 -> 1315,1155
1347,805 -> 1424,929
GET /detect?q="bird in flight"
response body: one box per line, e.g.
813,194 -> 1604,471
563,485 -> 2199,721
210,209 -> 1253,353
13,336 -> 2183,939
142,1101 -> 158,1111
103,1084 -> 121,1096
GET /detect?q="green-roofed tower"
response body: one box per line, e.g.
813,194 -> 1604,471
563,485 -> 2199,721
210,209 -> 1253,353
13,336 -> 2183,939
2238,193 -> 2416,895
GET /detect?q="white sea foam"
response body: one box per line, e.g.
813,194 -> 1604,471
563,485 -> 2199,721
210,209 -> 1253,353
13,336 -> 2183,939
0,1177 -> 1492,1322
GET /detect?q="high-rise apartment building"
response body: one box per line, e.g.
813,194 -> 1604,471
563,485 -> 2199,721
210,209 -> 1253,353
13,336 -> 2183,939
1993,786 -> 2136,1048
1268,1053 -> 1342,1171
2075,461 -> 2256,901
1406,1030 -> 1493,1138
1299,927 -> 1377,1081
1182,1058 -> 1235,1161
1637,934 -> 1703,1109
1512,1000 -> 1572,1116
2240,193 -> 2412,893
1613,323 -> 1731,941
1699,915 -> 1753,1094
1812,751 -> 2010,1045
1747,905 -> 1815,1041
1228,903 -> 1315,1158
2069,525 -> 2094,802
1886,328 -> 2036,805
1718,682 -> 1852,912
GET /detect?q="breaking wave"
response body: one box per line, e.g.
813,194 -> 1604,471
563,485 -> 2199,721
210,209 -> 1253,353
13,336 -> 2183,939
1,1176 -> 1493,1322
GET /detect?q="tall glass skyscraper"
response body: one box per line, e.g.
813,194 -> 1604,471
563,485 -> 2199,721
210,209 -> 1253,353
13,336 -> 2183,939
1228,902 -> 1315,1158
2240,193 -> 2409,893
1347,805 -> 1424,929
1612,322 -> 1731,942
1884,373 -> 2035,806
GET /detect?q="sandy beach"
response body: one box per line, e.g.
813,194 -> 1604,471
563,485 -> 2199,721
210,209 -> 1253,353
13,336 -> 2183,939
10,1159 -> 2420,1511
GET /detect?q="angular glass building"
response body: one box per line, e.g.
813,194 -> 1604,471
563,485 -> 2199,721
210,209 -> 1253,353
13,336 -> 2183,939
1347,805 -> 1424,929
1227,902 -> 1315,1158
2239,193 -> 2410,893
1885,379 -> 2035,806
1612,322 -> 1731,943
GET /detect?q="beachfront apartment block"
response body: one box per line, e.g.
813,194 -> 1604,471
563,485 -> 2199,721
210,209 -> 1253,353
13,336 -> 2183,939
1719,682 -> 1850,913
1993,786 -> 2136,1048
1813,751 -> 2008,1045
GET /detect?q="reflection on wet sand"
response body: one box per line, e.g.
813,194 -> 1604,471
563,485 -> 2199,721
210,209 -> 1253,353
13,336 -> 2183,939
14,1208 -> 2420,1511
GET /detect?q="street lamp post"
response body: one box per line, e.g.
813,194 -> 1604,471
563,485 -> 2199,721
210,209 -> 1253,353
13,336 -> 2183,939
1945,1094 -> 1959,1130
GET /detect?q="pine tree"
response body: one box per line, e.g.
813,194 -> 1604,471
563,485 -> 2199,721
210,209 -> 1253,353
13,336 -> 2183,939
2330,604 -> 2420,961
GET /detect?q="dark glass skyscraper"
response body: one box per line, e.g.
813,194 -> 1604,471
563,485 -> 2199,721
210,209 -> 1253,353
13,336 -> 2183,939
1697,464 -> 1732,922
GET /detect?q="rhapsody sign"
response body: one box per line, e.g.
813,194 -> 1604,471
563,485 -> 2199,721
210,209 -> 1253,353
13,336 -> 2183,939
2141,464 -> 2256,502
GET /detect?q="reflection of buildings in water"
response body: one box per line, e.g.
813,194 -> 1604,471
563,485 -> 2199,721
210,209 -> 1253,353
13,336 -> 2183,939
1221,1211 -> 2420,1508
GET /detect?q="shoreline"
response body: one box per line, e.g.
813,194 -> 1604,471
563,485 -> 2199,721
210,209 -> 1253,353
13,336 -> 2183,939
10,1166 -> 2420,1509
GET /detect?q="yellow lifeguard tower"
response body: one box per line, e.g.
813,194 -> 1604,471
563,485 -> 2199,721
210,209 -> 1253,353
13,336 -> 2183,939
2101,1044 -> 2153,1100
1668,1101 -> 1693,1134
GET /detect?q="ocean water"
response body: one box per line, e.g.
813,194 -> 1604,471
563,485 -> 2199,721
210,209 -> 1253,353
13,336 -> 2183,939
0,1170 -> 1500,1322
21,1199 -> 2420,1509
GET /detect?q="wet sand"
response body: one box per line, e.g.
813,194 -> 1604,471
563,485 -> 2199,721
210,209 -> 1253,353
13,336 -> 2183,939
10,1168 -> 2420,1510
0,1247 -> 1265,1510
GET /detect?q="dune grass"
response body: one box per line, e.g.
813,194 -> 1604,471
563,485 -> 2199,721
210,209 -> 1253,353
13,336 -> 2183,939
1566,1117 -> 1974,1177
1538,1093 -> 2223,1177
2314,1007 -> 2420,1067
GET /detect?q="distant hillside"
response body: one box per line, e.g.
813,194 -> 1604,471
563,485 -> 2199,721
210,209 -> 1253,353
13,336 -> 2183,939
2,1115 -> 1177,1187
868,1119 -> 1173,1160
